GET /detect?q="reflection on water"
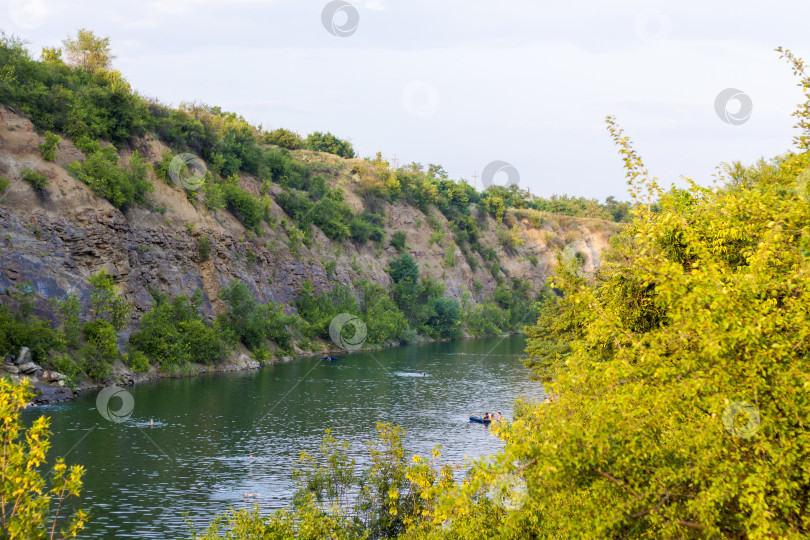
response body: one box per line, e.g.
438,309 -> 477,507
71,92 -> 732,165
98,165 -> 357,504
24,335 -> 543,539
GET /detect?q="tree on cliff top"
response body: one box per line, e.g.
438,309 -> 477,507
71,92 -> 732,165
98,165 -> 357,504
61,28 -> 115,71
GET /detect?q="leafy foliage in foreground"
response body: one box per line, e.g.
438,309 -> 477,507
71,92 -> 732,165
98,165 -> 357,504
430,129 -> 810,537
0,378 -> 87,538
193,425 -> 453,540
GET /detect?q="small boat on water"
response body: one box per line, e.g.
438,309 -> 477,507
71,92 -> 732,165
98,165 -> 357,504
321,356 -> 339,361
469,415 -> 491,424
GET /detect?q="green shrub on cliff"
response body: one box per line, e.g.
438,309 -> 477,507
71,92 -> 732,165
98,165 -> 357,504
221,183 -> 265,231
20,167 -> 49,192
219,281 -> 298,353
131,289 -> 227,366
0,302 -> 59,364
263,128 -> 303,150
69,147 -> 152,211
390,231 -> 407,253
88,269 -> 130,330
387,254 -> 419,283
81,319 -> 117,361
38,130 -> 60,160
305,131 -> 355,158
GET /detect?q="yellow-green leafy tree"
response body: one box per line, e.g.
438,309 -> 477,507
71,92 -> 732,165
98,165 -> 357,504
61,29 -> 115,72
404,49 -> 810,539
0,378 -> 86,539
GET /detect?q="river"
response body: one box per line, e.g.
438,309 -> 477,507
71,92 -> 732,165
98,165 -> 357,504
24,334 -> 543,539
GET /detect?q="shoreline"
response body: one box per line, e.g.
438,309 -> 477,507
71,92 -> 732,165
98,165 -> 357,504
17,332 -> 524,405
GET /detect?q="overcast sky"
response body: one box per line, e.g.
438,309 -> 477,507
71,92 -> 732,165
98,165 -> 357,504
4,0 -> 810,200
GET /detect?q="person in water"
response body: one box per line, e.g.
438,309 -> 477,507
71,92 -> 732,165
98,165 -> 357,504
482,412 -> 490,420
495,412 -> 504,422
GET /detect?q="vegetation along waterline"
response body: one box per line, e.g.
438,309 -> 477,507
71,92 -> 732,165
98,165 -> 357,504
0,13 -> 808,540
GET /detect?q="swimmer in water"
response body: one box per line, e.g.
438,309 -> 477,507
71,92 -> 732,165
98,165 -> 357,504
149,419 -> 154,427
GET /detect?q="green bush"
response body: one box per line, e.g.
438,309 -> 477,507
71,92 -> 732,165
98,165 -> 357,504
74,136 -> 100,156
423,297 -> 461,339
0,304 -> 60,364
263,128 -> 303,150
20,168 -> 48,192
0,176 -> 8,194
349,215 -> 376,243
358,281 -> 408,344
260,149 -> 307,187
51,293 -> 81,348
443,243 -> 455,267
198,236 -> 211,261
387,254 -> 419,283
130,289 -> 227,366
464,300 -> 505,336
88,270 -> 131,330
82,319 -> 118,361
202,174 -> 225,211
296,280 -> 359,341
125,350 -> 150,373
222,183 -> 264,230
305,131 -> 355,158
38,130 -> 60,160
69,147 -> 152,210
479,246 -> 497,262
389,231 -> 407,253
47,355 -> 83,388
219,281 -> 298,353
312,193 -> 353,241
77,345 -> 112,381
153,150 -> 173,183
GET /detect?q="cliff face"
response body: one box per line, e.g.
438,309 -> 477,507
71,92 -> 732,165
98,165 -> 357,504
0,105 -> 619,349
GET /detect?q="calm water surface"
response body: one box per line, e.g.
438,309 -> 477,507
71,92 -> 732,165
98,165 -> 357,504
26,335 -> 543,539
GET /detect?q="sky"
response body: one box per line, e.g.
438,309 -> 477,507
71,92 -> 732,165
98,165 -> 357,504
3,0 -> 810,200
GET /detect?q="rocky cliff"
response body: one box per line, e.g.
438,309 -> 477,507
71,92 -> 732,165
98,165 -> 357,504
0,104 -> 620,378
